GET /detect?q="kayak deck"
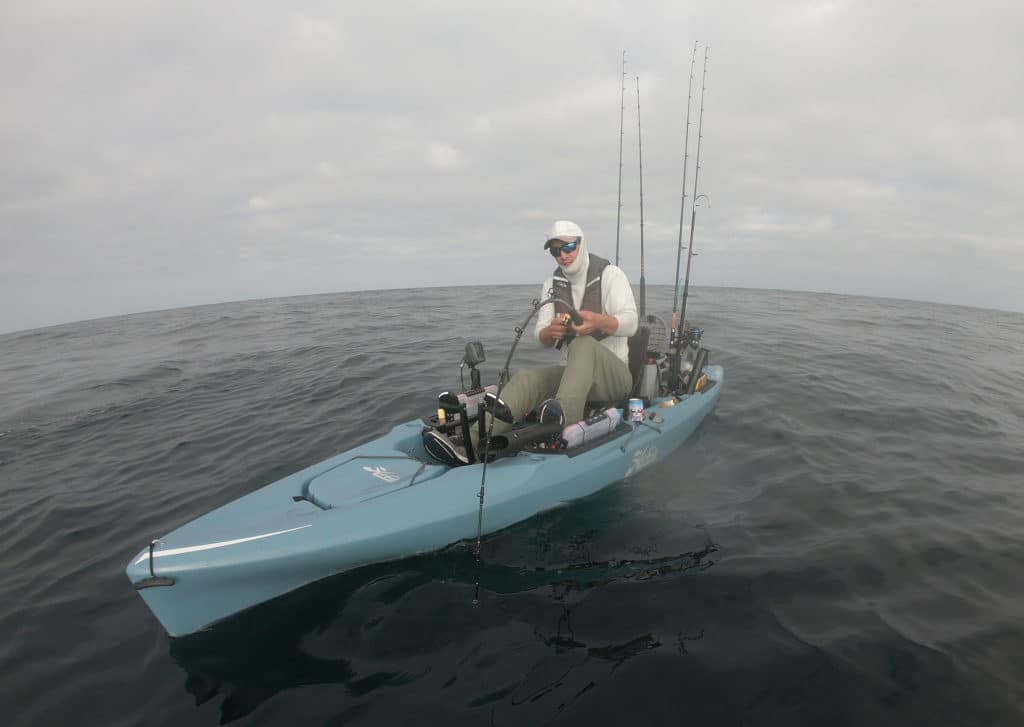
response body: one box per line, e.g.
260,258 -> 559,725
303,455 -> 448,509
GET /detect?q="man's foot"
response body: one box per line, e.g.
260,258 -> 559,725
538,398 -> 565,427
423,429 -> 469,467
482,391 -> 514,423
438,391 -> 460,409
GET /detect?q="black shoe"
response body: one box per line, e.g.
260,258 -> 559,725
538,398 -> 565,427
482,391 -> 514,423
423,429 -> 469,467
438,391 -> 461,409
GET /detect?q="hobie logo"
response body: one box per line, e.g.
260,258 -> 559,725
363,466 -> 401,483
625,446 -> 658,477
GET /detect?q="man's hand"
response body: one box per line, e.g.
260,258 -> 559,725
573,309 -> 617,336
541,310 -> 619,346
541,315 -> 571,347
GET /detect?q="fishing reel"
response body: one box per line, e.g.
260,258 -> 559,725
670,319 -> 703,351
554,305 -> 585,351
662,322 -> 707,395
680,324 -> 703,350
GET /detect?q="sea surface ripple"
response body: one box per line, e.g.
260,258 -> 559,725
1,286 -> 1022,726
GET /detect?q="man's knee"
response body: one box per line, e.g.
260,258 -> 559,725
505,370 -> 526,388
503,368 -> 550,413
506,367 -> 544,393
566,335 -> 600,360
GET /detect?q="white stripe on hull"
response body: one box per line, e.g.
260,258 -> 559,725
133,524 -> 313,564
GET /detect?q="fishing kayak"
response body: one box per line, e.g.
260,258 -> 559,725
125,365 -> 723,637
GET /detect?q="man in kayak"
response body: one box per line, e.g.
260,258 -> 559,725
424,220 -> 638,466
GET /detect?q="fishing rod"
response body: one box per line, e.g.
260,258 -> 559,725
669,45 -> 709,392
676,46 -> 709,342
635,75 -> 646,317
472,294 -> 559,604
615,50 -> 627,266
672,42 -> 699,324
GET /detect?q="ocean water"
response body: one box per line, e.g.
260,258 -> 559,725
1,285 -> 1022,726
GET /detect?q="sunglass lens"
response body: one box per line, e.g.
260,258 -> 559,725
549,240 -> 579,257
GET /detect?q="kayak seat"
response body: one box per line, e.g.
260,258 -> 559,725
626,324 -> 651,398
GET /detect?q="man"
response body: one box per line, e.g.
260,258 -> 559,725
423,220 -> 638,466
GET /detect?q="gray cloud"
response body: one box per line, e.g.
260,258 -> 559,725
1,0 -> 1022,333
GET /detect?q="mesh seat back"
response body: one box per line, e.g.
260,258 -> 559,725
627,325 -> 651,397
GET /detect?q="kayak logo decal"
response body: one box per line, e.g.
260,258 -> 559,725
363,465 -> 402,483
625,446 -> 658,477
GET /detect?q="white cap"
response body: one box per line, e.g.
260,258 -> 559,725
544,220 -> 583,249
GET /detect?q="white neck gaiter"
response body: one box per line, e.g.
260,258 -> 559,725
557,238 -> 590,308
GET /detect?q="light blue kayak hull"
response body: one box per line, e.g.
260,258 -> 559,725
126,365 -> 723,636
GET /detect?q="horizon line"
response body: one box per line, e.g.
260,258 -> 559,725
3,282 -> 1021,338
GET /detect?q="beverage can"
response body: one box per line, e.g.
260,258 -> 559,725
628,398 -> 644,423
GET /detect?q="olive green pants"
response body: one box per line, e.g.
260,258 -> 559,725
481,335 -> 632,442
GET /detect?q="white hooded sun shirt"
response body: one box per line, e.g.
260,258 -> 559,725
534,229 -> 638,365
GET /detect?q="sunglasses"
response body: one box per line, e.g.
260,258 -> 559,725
548,239 -> 580,257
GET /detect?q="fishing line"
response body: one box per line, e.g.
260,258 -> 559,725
472,294 -> 556,604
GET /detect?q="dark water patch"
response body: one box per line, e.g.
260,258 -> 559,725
3,286 -> 1024,726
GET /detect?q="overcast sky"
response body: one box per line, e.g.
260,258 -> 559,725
2,1 -> 1022,334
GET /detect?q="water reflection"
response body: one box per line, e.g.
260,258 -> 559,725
169,544 -> 715,723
